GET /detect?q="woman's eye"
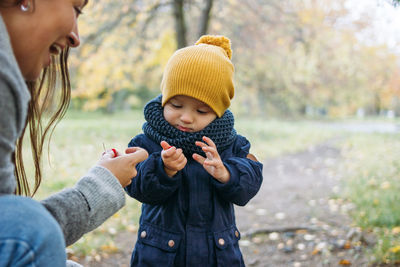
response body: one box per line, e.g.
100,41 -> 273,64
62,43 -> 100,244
74,6 -> 83,16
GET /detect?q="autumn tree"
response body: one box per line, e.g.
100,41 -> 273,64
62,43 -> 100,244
69,0 -> 400,117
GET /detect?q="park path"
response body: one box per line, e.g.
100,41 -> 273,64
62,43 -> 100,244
77,138 -> 372,267
236,138 -> 371,266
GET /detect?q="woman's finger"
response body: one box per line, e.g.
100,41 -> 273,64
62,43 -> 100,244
125,148 -> 148,165
101,149 -> 117,159
125,146 -> 145,154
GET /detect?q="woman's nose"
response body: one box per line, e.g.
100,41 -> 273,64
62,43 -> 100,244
67,24 -> 80,47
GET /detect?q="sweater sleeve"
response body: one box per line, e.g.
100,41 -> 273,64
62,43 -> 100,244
212,136 -> 263,206
0,78 -> 20,195
0,16 -> 31,195
41,166 -> 125,246
124,135 -> 181,205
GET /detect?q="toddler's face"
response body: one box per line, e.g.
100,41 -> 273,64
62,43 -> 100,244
163,95 -> 217,133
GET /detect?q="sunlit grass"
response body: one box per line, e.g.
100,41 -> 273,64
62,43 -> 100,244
234,118 -> 334,159
340,133 -> 400,264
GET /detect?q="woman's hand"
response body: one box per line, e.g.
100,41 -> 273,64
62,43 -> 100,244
193,136 -> 230,183
160,141 -> 187,177
98,147 -> 148,187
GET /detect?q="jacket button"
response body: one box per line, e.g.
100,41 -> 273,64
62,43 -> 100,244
140,231 -> 147,238
218,238 -> 225,246
168,240 -> 175,247
235,231 -> 239,238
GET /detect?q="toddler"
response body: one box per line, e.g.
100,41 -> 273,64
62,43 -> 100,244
125,35 -> 263,266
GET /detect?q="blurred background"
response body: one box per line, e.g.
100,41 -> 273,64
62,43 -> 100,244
30,0 -> 400,265
68,0 -> 400,119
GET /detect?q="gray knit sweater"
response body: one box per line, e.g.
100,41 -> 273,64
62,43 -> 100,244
0,15 -> 125,247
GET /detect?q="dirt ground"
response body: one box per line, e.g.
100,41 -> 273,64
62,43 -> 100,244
76,139 -> 374,267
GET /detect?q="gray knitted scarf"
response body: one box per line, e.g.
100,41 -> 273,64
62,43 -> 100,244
142,95 -> 237,156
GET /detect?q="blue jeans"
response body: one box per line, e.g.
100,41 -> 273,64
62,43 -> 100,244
0,195 -> 66,267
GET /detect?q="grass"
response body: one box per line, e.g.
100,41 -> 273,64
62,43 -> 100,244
340,133 -> 400,264
24,110 -> 400,263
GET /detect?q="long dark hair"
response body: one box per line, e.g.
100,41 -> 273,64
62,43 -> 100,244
14,50 -> 71,196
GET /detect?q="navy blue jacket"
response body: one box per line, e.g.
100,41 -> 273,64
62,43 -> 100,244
126,133 -> 263,266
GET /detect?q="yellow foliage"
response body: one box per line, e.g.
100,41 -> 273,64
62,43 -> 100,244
392,227 -> 400,235
380,181 -> 391,190
390,246 -> 400,253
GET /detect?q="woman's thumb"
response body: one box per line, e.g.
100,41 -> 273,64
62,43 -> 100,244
125,148 -> 148,165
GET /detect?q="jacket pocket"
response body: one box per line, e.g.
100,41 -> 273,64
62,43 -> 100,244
131,223 -> 181,267
214,226 -> 244,267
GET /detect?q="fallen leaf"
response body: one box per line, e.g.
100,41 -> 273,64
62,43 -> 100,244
339,259 -> 351,265
311,249 -> 320,255
296,229 -> 308,235
344,241 -> 352,249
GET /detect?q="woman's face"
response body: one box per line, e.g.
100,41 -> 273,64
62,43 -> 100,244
0,0 -> 86,81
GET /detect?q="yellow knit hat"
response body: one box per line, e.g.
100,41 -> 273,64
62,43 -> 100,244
161,35 -> 234,117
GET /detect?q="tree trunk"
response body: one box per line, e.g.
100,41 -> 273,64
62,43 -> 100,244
198,0 -> 214,37
173,0 -> 187,48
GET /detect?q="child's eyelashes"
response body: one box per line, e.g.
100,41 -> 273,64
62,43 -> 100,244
197,110 -> 208,114
171,103 -> 182,108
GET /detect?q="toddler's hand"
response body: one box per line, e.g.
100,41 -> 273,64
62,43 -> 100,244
161,141 -> 187,177
193,136 -> 230,183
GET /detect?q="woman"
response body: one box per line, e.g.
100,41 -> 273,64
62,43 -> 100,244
0,0 -> 148,266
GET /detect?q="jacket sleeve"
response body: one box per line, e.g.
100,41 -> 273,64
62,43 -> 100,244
124,136 -> 181,205
212,136 -> 263,206
41,166 -> 125,246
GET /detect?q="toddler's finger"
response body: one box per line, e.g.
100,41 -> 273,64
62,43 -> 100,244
164,146 -> 177,157
176,151 -> 187,162
195,140 -> 207,149
202,136 -> 216,148
192,153 -> 205,165
160,141 -> 172,150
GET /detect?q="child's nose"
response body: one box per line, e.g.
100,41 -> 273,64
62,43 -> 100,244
180,112 -> 193,123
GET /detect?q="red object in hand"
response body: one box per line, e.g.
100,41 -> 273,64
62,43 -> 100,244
111,148 -> 117,157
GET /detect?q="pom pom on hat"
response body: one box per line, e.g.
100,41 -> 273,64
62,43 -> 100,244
195,35 -> 232,59
161,35 -> 235,117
